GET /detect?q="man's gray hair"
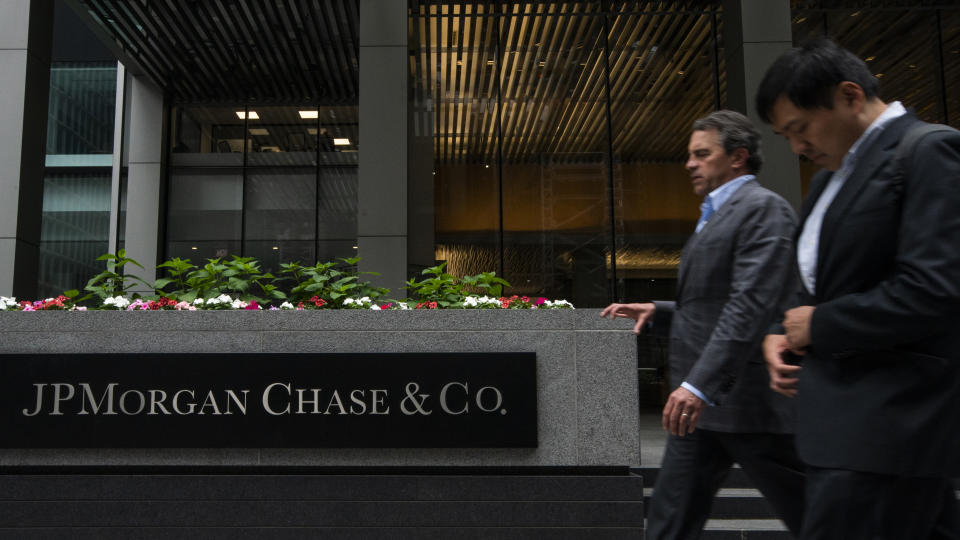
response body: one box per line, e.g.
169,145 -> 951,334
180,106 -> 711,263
691,110 -> 763,174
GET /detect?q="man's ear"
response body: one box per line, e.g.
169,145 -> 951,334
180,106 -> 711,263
731,147 -> 749,170
836,81 -> 866,111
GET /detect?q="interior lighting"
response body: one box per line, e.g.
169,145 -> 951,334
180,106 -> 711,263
272,246 -> 279,250
865,55 -> 876,62
875,73 -> 884,78
298,110 -> 318,119
352,246 -> 358,250
334,138 -> 351,146
191,246 -> 198,250
249,128 -> 269,136
236,111 -> 259,119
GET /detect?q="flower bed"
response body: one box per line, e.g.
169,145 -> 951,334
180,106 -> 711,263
1,251 -> 574,312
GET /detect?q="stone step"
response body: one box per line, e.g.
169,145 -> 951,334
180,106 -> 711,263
642,488 -> 781,520
702,519 -> 791,539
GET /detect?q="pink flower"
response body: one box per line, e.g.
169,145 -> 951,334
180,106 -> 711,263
535,297 -> 546,306
245,301 -> 260,310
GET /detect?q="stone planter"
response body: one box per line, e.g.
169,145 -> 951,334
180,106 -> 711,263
0,309 -> 639,468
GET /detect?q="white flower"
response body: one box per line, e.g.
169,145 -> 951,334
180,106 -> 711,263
103,296 -> 130,309
193,298 -> 205,305
217,294 -> 232,304
370,304 -> 381,311
343,298 -> 355,305
464,296 -> 478,307
280,302 -> 294,310
0,296 -> 17,310
359,296 -> 371,303
231,299 -> 247,309
397,302 -> 410,310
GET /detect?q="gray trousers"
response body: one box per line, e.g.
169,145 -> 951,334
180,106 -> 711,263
646,429 -> 805,540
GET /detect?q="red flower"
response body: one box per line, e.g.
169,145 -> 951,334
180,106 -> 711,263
429,301 -> 438,309
309,296 -> 327,308
520,296 -> 530,303
245,301 -> 260,310
297,301 -> 305,309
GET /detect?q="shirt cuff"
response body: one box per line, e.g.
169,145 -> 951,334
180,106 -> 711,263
681,381 -> 715,406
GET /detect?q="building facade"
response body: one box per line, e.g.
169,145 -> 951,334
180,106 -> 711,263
2,0 -> 958,307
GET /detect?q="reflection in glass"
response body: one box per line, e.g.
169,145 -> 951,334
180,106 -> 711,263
411,1 -> 725,307
411,2 -> 502,282
244,168 -> 316,272
610,8 -> 719,301
166,168 -> 242,262
38,172 -> 111,298
47,62 -> 117,156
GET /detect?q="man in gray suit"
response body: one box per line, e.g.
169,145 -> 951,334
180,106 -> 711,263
602,110 -> 805,539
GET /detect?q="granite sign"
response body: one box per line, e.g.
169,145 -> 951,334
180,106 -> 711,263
0,353 -> 537,448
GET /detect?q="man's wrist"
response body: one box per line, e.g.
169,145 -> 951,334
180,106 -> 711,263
681,381 -> 714,406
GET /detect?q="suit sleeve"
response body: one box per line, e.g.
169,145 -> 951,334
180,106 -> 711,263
685,196 -> 798,404
810,130 -> 960,352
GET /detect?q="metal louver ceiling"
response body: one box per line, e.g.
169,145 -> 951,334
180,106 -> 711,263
69,0 -> 359,103
409,1 -> 723,164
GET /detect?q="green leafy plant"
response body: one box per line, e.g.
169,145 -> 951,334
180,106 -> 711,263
153,257 -> 197,300
405,262 -> 510,308
83,250 -> 152,301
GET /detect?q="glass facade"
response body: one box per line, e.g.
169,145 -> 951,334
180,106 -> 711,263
29,0 -> 960,308
167,103 -> 360,273
411,1 -> 724,308
38,61 -> 117,298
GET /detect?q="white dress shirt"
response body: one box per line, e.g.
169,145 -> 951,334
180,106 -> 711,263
797,102 -> 906,294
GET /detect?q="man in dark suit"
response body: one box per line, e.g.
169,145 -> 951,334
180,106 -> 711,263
602,110 -> 805,539
756,38 -> 960,539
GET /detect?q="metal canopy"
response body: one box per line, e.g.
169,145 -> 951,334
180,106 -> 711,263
69,0 -> 359,104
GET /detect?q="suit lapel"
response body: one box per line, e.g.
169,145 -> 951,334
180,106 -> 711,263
816,114 -> 916,282
677,180 -> 755,293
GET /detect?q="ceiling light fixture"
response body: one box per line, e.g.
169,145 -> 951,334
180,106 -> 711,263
334,138 -> 351,146
249,128 -> 269,136
298,110 -> 318,119
236,111 -> 259,119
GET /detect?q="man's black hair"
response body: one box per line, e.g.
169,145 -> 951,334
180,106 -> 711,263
755,37 -> 880,124
692,110 -> 763,174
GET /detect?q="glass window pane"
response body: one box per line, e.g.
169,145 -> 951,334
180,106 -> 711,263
38,172 -> 112,297
166,168 -> 242,261
499,5 -> 612,307
46,63 -> 117,156
412,2 -> 503,281
243,168 -> 316,271
170,105 -> 245,166
609,7 -> 718,302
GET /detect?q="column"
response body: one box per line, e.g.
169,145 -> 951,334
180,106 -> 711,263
0,0 -> 53,298
122,74 -> 165,294
723,0 -> 802,209
357,0 -> 409,295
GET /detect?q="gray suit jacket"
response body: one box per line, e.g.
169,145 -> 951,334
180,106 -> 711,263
652,179 -> 797,433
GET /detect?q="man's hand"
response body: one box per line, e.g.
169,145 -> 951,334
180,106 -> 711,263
783,306 -> 815,352
600,302 -> 656,335
662,386 -> 705,436
763,334 -> 802,397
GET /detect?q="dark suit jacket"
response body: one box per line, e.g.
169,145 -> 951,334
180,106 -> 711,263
793,114 -> 960,477
653,179 -> 798,433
